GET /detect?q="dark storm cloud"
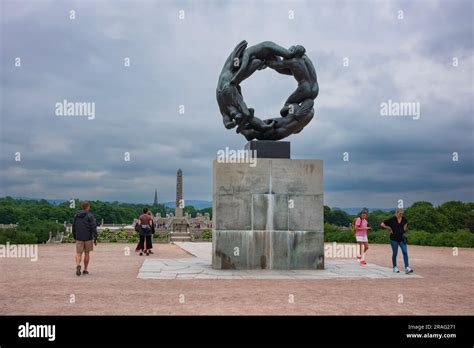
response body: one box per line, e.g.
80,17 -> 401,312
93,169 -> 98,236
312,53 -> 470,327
0,0 -> 472,207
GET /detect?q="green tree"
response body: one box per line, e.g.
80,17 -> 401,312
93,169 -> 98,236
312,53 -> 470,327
323,205 -> 331,223
466,209 -> 474,233
405,201 -> 451,233
366,210 -> 393,231
183,205 -> 197,218
438,201 -> 473,232
152,205 -> 166,218
197,207 -> 212,219
326,208 -> 352,227
17,219 -> 65,243
0,206 -> 18,224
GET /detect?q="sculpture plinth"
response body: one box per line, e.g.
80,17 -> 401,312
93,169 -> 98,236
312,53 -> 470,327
245,140 -> 290,159
212,156 -> 324,270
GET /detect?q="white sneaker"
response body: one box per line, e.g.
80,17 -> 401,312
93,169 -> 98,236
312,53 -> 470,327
393,266 -> 399,273
405,267 -> 413,274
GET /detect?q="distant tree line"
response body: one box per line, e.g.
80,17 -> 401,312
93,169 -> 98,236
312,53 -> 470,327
0,197 -> 212,244
1,197 -> 472,245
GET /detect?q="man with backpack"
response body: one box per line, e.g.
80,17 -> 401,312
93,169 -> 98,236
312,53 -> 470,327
72,201 -> 97,276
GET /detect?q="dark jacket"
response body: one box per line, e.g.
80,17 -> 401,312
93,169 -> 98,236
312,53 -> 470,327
139,224 -> 153,237
72,210 -> 97,241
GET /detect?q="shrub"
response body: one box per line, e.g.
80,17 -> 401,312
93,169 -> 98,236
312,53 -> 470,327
324,223 -> 342,235
430,232 -> 454,247
427,231 -> 474,247
154,233 -> 170,242
201,229 -> 212,240
117,229 -> 129,240
407,230 -> 432,246
128,235 -> 139,243
368,230 -> 389,244
16,219 -> 65,243
0,228 -> 37,244
451,231 -> 474,247
97,228 -> 113,241
324,224 -> 354,243
63,232 -> 74,243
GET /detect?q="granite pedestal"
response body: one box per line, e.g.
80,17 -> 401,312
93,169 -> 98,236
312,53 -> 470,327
212,147 -> 324,270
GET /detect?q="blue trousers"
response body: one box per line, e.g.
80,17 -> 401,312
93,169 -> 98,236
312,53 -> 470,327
390,240 -> 409,268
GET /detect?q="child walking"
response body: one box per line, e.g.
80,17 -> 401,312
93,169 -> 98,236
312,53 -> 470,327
354,209 -> 371,264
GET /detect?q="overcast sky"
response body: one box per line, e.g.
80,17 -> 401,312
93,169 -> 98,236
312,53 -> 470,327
1,0 -> 473,208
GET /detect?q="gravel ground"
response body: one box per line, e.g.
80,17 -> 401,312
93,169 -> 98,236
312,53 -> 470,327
0,242 -> 472,315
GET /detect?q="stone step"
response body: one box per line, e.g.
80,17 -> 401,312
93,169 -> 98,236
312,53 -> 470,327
171,236 -> 192,242
171,232 -> 191,237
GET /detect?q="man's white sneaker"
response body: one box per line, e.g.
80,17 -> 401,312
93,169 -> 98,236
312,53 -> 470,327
393,267 -> 399,273
405,267 -> 414,274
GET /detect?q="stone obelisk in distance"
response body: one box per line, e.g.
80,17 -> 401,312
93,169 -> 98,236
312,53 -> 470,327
170,168 -> 190,239
175,168 -> 183,218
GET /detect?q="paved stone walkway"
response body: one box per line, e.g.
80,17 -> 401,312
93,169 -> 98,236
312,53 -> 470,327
5,243 -> 472,315
137,242 -> 422,280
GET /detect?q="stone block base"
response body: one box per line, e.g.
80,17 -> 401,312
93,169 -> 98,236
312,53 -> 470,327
212,230 -> 324,269
212,157 -> 324,270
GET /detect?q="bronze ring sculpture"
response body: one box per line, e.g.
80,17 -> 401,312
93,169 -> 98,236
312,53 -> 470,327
216,40 -> 319,141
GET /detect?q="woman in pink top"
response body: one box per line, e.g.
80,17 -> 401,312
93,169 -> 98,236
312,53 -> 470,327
355,209 -> 371,264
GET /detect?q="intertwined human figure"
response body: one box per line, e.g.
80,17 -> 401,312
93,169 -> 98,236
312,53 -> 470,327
216,40 -> 319,141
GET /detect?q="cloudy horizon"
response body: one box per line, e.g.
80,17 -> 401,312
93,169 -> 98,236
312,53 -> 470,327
1,0 -> 473,208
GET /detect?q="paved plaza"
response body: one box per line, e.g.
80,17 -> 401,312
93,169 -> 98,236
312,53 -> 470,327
138,242 -> 422,280
1,243 -> 472,315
